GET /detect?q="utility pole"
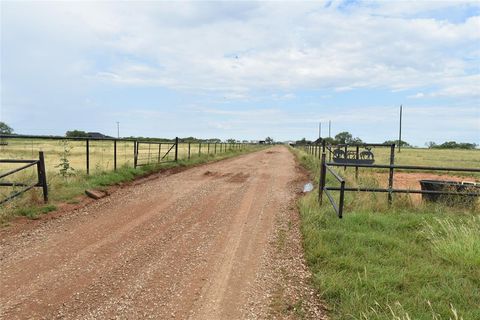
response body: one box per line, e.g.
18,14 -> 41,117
116,121 -> 120,139
328,120 -> 331,138
318,122 -> 322,140
398,105 -> 403,153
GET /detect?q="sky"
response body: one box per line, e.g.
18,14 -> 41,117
1,1 -> 479,146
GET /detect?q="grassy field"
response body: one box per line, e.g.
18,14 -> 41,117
1,138 -> 246,174
303,145 -> 480,179
0,141 -> 262,223
292,147 -> 479,320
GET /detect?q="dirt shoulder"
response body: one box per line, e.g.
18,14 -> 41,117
0,146 -> 325,319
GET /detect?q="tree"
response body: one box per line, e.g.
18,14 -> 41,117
351,137 -> 364,144
227,138 -> 236,143
334,131 -> 353,144
333,131 -> 364,144
426,141 -> 437,148
321,137 -> 336,145
295,138 -> 312,145
65,130 -> 89,138
428,141 -> 477,150
0,122 -> 13,134
265,137 -> 274,144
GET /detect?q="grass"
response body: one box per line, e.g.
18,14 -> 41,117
0,145 -> 263,223
292,147 -> 480,320
1,138 -> 248,174
304,146 -> 480,179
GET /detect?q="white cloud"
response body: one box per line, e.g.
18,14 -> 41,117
3,1 -> 479,97
1,1 -> 479,144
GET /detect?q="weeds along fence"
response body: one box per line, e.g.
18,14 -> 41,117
296,141 -> 480,218
0,134 -> 252,175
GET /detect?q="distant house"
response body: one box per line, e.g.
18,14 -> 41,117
259,140 -> 266,144
87,132 -> 112,139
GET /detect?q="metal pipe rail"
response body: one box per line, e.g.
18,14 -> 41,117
326,162 -> 480,173
0,161 -> 39,179
318,151 -> 479,219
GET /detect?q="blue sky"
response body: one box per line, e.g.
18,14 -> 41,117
1,1 -> 479,146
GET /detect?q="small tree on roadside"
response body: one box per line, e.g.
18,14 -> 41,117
0,122 -> 13,134
265,137 -> 274,144
56,140 -> 75,180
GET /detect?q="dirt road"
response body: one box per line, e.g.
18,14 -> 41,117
0,146 -> 324,319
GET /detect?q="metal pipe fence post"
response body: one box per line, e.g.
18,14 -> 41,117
147,143 -> 151,164
207,143 -> 210,154
199,142 -> 201,156
388,144 -> 395,204
319,152 -> 326,204
338,180 -> 345,219
188,142 -> 191,159
344,145 -> 348,170
86,139 -> 90,174
134,141 -> 138,168
158,143 -> 162,163
355,145 -> 359,180
214,143 -> 217,154
175,137 -> 179,162
38,151 -> 48,203
114,140 -> 117,171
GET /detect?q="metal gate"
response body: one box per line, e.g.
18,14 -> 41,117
134,138 -> 178,168
0,152 -> 48,205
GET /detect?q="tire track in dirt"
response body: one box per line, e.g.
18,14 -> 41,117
0,146 -> 325,319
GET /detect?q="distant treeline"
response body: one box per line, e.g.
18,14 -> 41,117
294,130 -> 478,150
64,130 -> 251,143
427,141 -> 478,150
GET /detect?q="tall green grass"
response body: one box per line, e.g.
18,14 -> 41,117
292,148 -> 480,320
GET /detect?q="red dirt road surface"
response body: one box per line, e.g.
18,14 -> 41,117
0,146 -> 325,319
